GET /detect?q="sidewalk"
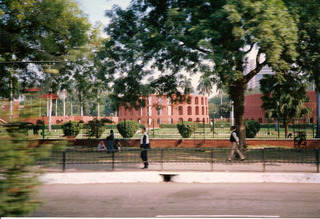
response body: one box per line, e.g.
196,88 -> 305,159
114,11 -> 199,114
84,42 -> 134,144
39,162 -> 320,184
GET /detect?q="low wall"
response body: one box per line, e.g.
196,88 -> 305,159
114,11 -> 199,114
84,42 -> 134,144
38,138 -> 320,149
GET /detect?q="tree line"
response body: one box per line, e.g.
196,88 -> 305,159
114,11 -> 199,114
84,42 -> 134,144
1,0 -> 320,143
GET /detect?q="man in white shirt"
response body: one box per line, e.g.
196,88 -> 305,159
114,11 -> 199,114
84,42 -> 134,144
227,126 -> 245,161
140,127 -> 150,169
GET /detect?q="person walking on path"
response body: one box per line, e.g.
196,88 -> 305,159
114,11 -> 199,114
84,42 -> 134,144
140,127 -> 150,169
227,126 -> 245,161
107,130 -> 114,152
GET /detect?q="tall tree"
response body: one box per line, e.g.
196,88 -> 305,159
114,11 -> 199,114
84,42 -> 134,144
0,0 -> 91,122
197,74 -> 214,96
260,74 -> 310,137
283,0 -> 320,137
103,0 -> 298,146
179,75 -> 194,94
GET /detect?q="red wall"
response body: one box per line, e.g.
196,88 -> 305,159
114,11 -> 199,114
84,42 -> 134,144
39,138 -> 320,149
244,91 -> 317,122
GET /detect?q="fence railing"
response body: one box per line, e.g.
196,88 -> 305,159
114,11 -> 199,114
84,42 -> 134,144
35,147 -> 320,173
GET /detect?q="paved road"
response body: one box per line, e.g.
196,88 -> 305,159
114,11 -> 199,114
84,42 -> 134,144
30,183 -> 320,218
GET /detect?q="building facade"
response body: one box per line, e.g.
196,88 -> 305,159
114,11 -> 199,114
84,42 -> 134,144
118,94 -> 210,128
244,91 -> 317,122
245,59 -> 275,89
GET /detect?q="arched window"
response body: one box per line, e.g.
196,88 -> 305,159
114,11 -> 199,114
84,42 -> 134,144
202,106 -> 205,115
187,97 -> 192,104
168,118 -> 172,124
195,106 -> 199,115
188,118 -> 193,121
179,118 -> 184,122
157,118 -> 162,124
196,118 -> 200,123
206,107 -> 208,115
178,106 -> 183,115
148,106 -> 152,116
138,119 -> 141,124
187,106 -> 192,115
195,97 -> 199,105
158,97 -> 162,105
148,96 -> 152,105
201,97 -> 204,105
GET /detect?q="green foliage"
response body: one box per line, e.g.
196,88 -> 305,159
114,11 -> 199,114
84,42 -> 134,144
102,0 -> 299,143
177,121 -> 196,138
219,103 -> 232,119
160,124 -> 178,128
0,123 -> 67,216
61,121 -> 81,137
246,120 -> 261,138
117,120 -> 139,138
260,74 -> 310,137
85,119 -> 106,138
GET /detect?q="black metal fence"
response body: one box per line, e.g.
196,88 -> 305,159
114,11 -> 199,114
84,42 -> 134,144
35,147 -> 320,173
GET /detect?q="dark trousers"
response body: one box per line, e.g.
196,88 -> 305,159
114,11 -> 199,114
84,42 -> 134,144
140,150 -> 148,166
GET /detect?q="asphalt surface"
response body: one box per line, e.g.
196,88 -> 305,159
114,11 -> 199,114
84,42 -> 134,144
30,183 -> 320,218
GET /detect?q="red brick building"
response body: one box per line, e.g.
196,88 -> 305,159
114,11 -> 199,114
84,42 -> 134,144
245,91 -> 317,122
118,94 -> 210,127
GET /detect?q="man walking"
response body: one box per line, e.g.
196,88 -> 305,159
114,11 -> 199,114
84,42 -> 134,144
140,127 -> 150,169
227,126 -> 245,161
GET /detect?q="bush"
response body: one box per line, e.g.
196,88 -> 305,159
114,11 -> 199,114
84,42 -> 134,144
101,118 -> 113,124
117,120 -> 139,138
159,124 -> 177,128
177,121 -> 196,138
85,119 -> 105,138
61,121 -> 81,138
246,120 -> 261,138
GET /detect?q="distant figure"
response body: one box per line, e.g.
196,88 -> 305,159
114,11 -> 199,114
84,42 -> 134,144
287,133 -> 293,138
107,130 -> 114,151
140,127 -> 150,169
97,141 -> 106,151
227,126 -> 245,161
210,120 -> 213,132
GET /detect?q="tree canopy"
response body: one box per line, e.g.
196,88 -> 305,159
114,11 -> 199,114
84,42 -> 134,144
102,0 -> 299,146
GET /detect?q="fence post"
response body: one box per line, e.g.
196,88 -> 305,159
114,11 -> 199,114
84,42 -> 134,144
316,149 -> 319,173
211,149 -> 214,171
262,148 -> 266,172
161,149 -> 164,171
62,151 -> 66,172
112,150 -> 115,171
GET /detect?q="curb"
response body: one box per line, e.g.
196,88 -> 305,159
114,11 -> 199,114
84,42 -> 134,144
39,171 -> 320,184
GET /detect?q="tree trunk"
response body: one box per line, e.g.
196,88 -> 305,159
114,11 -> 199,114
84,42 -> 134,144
284,121 -> 289,138
230,82 -> 247,149
80,92 -> 84,116
97,90 -> 100,118
9,68 -> 13,122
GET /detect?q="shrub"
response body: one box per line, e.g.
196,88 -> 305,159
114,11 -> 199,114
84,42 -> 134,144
246,120 -> 261,138
117,120 -> 139,138
177,121 -> 196,138
101,118 -> 113,124
85,119 -> 106,138
61,121 -> 81,138
160,124 -> 177,128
